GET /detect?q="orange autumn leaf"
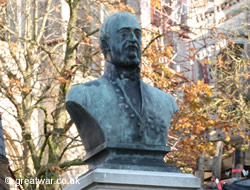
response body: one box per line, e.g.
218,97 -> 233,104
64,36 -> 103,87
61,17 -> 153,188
21,88 -> 30,93
227,14 -> 233,19
84,37 -> 91,44
189,56 -> 195,60
197,80 -> 202,85
127,7 -> 135,14
151,0 -> 161,9
165,46 -> 173,58
155,2 -> 161,9
8,87 -> 12,95
86,14 -> 93,21
49,165 -> 63,174
228,38 -> 235,46
55,7 -> 61,13
95,23 -> 101,28
210,130 -> 217,136
212,27 -> 217,33
225,136 -> 230,142
64,69 -> 73,76
218,33 -> 226,38
208,60 -> 213,65
57,76 -> 69,83
206,90 -> 212,96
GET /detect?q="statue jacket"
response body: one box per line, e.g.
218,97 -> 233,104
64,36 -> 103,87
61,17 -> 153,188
66,62 -> 179,156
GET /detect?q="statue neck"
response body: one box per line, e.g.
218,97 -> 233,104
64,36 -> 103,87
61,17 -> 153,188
104,61 -> 141,81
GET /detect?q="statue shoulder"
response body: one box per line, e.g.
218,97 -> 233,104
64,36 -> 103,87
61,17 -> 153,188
142,81 -> 179,114
66,83 -> 84,104
66,78 -> 106,105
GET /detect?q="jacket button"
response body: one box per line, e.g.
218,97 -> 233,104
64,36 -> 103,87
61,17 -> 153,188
130,113 -> 135,118
115,89 -> 120,92
156,127 -> 160,133
125,105 -> 129,108
136,123 -> 141,127
148,116 -> 154,120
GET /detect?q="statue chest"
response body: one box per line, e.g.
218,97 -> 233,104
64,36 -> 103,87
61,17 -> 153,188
84,79 -> 171,148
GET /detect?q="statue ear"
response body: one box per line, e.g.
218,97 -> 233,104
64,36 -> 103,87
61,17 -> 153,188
101,39 -> 110,54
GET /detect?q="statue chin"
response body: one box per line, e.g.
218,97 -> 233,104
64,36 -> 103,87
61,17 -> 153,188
108,51 -> 140,68
114,58 -> 140,68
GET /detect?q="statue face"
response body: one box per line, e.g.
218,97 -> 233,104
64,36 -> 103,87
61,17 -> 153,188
107,14 -> 141,68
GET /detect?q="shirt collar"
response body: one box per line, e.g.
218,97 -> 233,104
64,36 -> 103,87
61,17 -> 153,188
104,62 -> 141,81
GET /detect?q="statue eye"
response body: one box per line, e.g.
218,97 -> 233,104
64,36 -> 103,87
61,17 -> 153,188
121,32 -> 128,38
134,30 -> 141,39
119,29 -> 130,38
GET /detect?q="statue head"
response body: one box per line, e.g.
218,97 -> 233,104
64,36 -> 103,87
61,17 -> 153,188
99,12 -> 141,68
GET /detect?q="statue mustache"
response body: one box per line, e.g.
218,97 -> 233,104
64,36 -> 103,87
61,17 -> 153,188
124,42 -> 140,51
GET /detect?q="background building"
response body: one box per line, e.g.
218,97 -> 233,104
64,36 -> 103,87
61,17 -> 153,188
145,0 -> 249,83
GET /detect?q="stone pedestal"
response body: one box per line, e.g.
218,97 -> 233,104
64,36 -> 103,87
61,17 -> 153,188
84,146 -> 180,173
64,168 -> 200,190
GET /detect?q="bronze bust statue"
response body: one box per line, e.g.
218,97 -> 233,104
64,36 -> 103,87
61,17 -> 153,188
66,12 -> 179,171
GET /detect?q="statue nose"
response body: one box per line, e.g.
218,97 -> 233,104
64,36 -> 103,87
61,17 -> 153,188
128,32 -> 137,42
